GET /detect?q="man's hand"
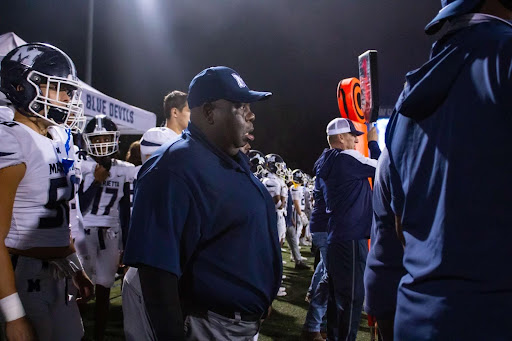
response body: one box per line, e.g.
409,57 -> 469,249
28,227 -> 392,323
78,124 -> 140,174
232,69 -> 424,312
73,270 -> 95,303
93,164 -> 109,183
367,126 -> 378,142
5,316 -> 36,341
261,305 -> 272,325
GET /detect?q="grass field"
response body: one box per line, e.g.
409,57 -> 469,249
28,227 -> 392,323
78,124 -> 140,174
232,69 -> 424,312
82,246 -> 372,341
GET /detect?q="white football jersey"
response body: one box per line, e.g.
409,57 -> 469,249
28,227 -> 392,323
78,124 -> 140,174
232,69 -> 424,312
303,185 -> 313,217
291,184 -> 306,211
263,172 -> 288,214
263,176 -> 281,198
81,159 -> 139,230
0,106 -> 14,121
0,121 -> 77,249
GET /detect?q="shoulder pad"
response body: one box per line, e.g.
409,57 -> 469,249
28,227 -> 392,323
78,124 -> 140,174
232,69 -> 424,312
0,122 -> 25,169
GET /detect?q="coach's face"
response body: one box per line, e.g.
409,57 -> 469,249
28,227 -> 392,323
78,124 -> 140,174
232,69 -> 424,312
339,132 -> 358,150
211,99 -> 255,156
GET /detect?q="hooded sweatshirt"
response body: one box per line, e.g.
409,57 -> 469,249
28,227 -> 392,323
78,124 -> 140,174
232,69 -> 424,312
317,141 -> 380,243
385,15 -> 512,340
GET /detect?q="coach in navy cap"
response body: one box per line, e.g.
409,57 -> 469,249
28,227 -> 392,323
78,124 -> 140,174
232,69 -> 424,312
123,66 -> 281,340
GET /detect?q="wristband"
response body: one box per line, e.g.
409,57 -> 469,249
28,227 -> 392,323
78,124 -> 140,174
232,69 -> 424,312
0,293 -> 26,322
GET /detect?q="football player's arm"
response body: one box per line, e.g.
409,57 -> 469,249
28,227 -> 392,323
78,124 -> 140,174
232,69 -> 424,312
0,163 -> 36,340
293,199 -> 302,215
139,265 -> 184,341
277,195 -> 286,209
66,239 -> 95,303
291,189 -> 303,215
271,195 -> 280,205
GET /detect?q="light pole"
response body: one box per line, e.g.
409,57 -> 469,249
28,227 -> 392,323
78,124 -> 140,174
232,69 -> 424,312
85,0 -> 94,85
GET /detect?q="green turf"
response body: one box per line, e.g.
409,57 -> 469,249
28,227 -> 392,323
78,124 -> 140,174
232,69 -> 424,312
82,245 -> 372,340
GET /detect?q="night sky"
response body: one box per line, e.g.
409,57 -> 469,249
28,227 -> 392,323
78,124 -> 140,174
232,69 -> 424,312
0,0 -> 441,172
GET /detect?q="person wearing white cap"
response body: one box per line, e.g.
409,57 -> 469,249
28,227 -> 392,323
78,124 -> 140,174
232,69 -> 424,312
315,117 -> 379,341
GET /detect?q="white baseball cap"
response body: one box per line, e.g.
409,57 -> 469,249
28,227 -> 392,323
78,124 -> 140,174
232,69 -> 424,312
140,127 -> 179,162
326,118 -> 364,136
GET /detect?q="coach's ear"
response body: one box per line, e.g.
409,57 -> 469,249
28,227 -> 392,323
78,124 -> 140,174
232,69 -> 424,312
202,102 -> 215,125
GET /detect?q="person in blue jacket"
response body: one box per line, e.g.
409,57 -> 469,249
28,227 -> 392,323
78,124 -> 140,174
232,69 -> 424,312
317,118 -> 380,341
369,0 -> 512,340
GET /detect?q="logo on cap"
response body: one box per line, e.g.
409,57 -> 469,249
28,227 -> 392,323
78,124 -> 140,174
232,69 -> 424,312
231,73 -> 247,88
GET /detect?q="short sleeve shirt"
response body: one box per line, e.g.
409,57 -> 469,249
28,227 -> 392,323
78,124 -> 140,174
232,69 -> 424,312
124,123 -> 282,314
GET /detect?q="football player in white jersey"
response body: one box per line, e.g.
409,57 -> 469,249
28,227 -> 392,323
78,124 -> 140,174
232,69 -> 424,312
262,153 -> 287,241
79,115 -> 139,341
266,154 -> 309,270
162,90 -> 190,134
0,43 -> 93,341
291,169 -> 311,246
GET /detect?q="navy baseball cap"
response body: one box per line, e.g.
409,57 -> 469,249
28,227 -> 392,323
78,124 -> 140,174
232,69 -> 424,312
326,118 -> 364,136
425,0 -> 483,35
187,66 -> 272,109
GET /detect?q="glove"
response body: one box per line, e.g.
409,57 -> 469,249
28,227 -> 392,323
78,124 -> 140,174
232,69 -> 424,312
106,229 -> 119,240
49,253 -> 83,279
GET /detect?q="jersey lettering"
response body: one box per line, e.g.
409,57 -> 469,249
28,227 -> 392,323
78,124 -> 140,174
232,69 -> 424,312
0,121 -> 18,128
38,177 -> 70,229
91,187 -> 118,216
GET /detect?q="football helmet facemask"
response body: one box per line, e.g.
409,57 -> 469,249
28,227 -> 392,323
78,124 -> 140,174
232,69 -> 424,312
83,115 -> 120,157
0,43 -> 84,132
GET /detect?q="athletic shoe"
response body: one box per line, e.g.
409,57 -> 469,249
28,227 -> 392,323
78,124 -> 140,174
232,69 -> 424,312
300,330 -> 325,341
299,238 -> 311,246
295,262 -> 311,270
277,287 -> 287,297
282,275 -> 287,279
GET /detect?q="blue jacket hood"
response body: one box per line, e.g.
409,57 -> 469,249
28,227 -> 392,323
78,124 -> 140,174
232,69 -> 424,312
314,148 -> 338,178
396,35 -> 472,121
